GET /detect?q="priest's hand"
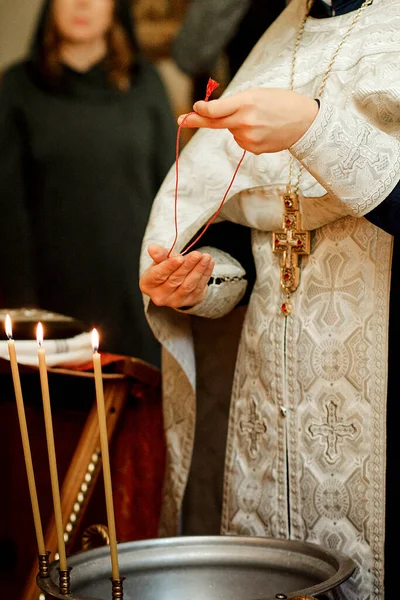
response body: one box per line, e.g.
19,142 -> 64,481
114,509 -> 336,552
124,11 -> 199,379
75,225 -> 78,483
178,88 -> 319,155
140,245 -> 214,309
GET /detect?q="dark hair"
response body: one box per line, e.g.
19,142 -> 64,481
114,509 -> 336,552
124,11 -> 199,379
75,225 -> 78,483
39,1 -> 135,91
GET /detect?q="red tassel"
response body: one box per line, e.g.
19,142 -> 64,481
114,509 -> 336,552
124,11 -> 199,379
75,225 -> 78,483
205,78 -> 220,101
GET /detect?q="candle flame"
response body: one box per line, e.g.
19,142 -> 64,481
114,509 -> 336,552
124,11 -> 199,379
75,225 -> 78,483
91,328 -> 99,353
5,314 -> 12,339
36,322 -> 44,347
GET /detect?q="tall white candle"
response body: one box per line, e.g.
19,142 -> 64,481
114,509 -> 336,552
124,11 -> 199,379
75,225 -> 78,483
91,329 -> 120,581
5,315 -> 46,555
37,323 -> 67,571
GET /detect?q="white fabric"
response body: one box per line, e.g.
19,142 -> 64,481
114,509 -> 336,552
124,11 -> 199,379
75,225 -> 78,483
290,98 -> 400,216
140,1 -> 399,598
0,333 -> 93,367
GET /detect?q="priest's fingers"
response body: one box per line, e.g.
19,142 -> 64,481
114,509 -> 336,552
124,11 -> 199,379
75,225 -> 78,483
178,260 -> 215,307
162,251 -> 205,290
140,255 -> 184,292
146,252 -> 206,305
194,96 -> 241,119
178,94 -> 244,128
178,113 -> 239,130
166,255 -> 214,308
148,244 -> 175,264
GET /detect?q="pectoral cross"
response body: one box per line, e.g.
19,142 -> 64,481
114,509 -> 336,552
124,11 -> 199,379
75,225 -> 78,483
272,187 -> 311,315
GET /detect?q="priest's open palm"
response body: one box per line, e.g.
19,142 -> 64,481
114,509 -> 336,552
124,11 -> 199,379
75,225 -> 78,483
140,245 -> 214,309
178,88 -> 319,155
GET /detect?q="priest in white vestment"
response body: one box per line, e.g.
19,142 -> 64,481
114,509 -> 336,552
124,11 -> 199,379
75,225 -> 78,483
140,0 -> 400,597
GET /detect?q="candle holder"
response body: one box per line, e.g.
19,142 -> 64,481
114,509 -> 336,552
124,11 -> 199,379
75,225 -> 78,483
111,576 -> 125,599
38,551 -> 51,578
58,567 -> 72,595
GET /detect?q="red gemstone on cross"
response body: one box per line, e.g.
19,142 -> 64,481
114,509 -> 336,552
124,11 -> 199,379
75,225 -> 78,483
297,239 -> 303,247
284,273 -> 291,281
285,200 -> 292,208
275,239 -> 280,247
286,219 -> 292,227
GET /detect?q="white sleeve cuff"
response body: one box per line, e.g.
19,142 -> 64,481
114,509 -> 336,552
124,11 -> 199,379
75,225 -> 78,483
176,246 -> 247,319
290,99 -> 400,217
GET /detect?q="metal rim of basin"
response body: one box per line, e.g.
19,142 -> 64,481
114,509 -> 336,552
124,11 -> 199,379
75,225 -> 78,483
37,535 -> 356,600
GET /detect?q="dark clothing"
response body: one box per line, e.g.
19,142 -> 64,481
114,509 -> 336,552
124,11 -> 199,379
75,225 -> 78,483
366,185 -> 400,235
172,0 -> 253,77
0,0 -> 176,365
311,0 -> 372,18
226,0 -> 286,77
173,0 -> 286,104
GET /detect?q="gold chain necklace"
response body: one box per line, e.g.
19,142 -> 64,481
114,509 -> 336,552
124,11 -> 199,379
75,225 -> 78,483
272,0 -> 373,317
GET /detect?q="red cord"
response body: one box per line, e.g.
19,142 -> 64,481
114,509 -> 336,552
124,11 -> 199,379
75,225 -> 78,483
167,79 -> 246,258
167,111 -> 194,258
182,148 -> 246,255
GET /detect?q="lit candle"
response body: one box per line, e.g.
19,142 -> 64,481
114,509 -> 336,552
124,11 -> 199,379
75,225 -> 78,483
5,315 -> 46,556
37,323 -> 67,572
91,329 -> 120,581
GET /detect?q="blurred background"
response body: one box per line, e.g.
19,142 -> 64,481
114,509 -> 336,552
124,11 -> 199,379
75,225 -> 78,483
0,0 -> 288,120
0,0 -> 193,128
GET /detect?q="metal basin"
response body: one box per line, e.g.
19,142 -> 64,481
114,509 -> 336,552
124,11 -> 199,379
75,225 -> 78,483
38,536 -> 356,600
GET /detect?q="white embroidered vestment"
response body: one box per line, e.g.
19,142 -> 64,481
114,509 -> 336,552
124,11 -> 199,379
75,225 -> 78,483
141,1 -> 400,597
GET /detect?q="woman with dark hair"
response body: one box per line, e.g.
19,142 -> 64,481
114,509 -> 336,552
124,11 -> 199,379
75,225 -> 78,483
0,0 -> 176,364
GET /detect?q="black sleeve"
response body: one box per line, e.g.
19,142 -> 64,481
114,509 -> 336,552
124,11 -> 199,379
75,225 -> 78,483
0,73 -> 37,307
189,220 -> 256,306
365,179 -> 400,236
172,0 -> 252,76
